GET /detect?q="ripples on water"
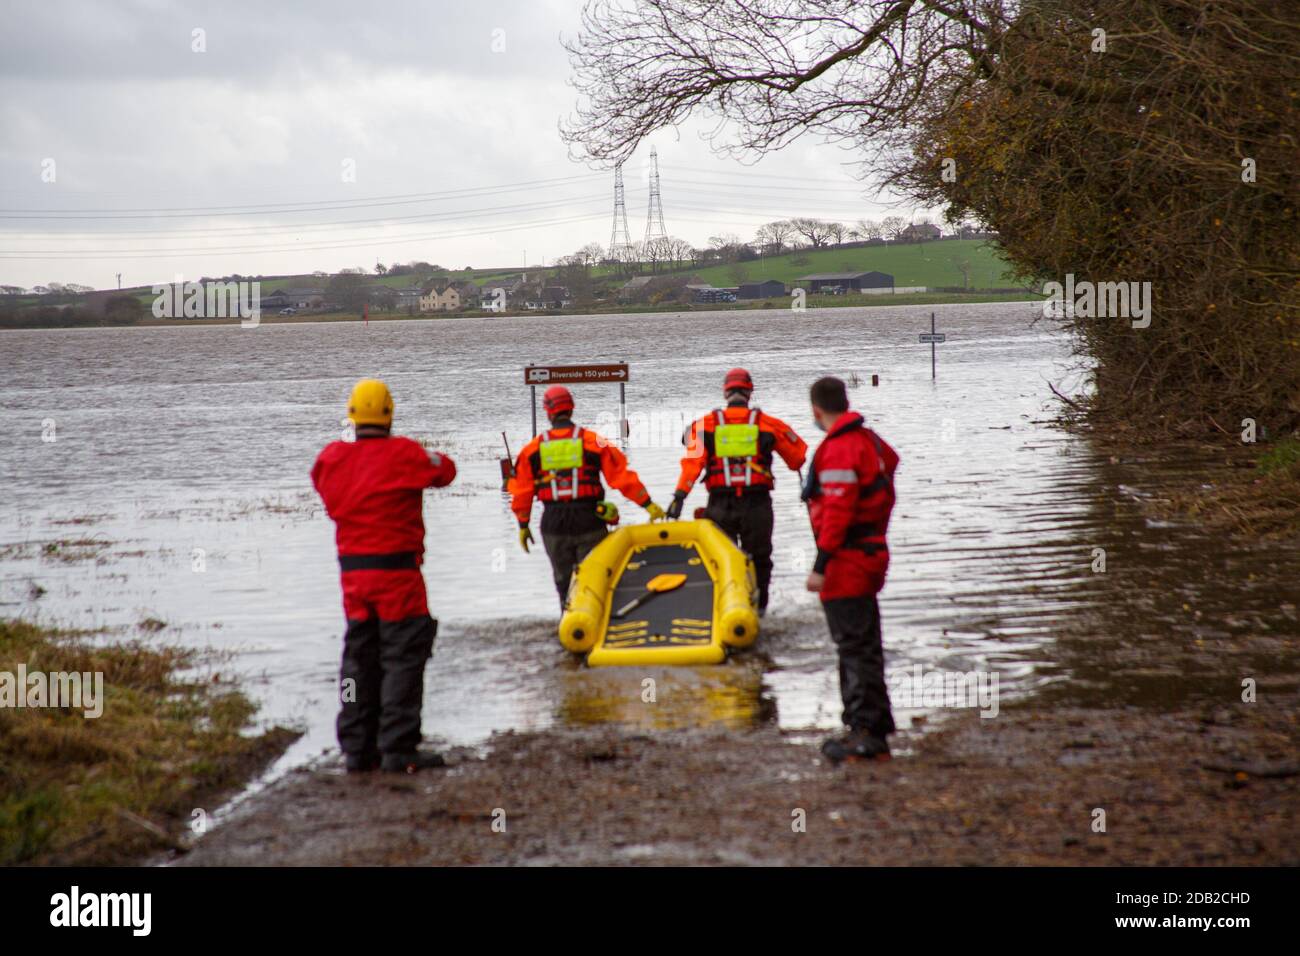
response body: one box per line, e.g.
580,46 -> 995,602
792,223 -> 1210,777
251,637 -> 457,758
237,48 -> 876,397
2,303 -> 1295,777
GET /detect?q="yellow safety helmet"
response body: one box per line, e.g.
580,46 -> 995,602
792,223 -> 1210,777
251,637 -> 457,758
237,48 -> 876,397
347,378 -> 394,428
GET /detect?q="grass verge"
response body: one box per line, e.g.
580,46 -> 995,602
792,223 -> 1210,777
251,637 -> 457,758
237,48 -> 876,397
0,619 -> 299,864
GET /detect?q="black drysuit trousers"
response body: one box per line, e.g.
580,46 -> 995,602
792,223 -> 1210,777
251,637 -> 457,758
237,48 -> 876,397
705,489 -> 775,611
337,614 -> 437,760
542,525 -> 608,608
821,593 -> 896,737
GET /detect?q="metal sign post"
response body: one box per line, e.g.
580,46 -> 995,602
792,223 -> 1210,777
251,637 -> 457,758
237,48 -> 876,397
619,379 -> 627,445
523,362 -> 631,445
918,312 -> 947,380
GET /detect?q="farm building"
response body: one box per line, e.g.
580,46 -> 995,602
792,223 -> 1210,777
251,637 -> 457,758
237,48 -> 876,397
617,275 -> 655,301
797,272 -> 895,293
901,223 -> 942,242
737,279 -> 786,299
265,287 -> 326,309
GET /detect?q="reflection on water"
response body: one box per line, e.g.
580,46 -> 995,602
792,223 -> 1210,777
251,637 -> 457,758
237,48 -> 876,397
556,661 -> 774,732
2,303 -> 1296,780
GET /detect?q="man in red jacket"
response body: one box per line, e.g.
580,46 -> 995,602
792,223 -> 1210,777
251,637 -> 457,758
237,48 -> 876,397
802,376 -> 900,763
311,378 -> 457,774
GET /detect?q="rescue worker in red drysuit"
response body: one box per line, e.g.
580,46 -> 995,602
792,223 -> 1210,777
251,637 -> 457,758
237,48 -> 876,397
511,385 -> 665,608
802,376 -> 900,763
667,367 -> 807,615
311,378 -> 456,774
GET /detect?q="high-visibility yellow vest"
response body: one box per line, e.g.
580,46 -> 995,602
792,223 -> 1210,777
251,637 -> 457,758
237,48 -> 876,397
714,409 -> 760,485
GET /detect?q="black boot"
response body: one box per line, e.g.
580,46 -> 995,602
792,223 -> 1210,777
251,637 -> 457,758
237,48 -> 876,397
381,751 -> 447,774
345,752 -> 380,774
821,729 -> 890,764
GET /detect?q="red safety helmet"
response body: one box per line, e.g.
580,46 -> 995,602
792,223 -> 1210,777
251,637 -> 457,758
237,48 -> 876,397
723,367 -> 754,393
543,385 -> 575,417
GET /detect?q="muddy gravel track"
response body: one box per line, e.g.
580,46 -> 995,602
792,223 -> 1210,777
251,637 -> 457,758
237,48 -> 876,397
177,694 -> 1298,866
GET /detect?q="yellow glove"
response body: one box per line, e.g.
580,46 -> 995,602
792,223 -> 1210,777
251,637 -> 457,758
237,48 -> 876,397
519,526 -> 534,553
645,502 -> 666,522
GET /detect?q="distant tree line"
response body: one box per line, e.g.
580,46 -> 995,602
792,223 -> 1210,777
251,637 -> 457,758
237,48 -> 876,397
552,212 -> 960,280
0,294 -> 144,329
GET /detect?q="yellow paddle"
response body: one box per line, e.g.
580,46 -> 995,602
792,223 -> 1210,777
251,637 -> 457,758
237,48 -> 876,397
614,572 -> 688,618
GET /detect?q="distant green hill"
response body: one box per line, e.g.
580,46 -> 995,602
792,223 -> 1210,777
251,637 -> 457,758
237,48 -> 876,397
685,239 -> 1022,290
89,239 -> 1017,302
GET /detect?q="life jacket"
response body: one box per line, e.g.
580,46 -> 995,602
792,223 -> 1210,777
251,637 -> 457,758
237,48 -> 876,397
530,426 -> 603,503
703,408 -> 777,492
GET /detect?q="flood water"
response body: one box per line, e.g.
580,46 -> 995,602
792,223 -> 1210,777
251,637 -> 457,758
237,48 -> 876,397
3,303 -> 1297,784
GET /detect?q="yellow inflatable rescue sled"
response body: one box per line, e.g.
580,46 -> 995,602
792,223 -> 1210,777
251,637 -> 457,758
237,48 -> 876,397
558,519 -> 760,666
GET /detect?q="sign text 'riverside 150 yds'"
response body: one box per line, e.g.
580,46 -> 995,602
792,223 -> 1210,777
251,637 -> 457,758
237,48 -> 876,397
524,364 -> 629,385
523,363 -> 631,440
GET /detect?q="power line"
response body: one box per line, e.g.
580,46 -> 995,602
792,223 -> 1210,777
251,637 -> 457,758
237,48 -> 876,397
670,177 -> 874,196
667,193 -> 872,209
0,160 -> 924,269
0,202 -> 927,262
0,172 -> 605,219
0,178 -> 879,243
0,193 -> 608,241
660,163 -> 865,185
0,211 -> 611,261
0,181 -> 868,241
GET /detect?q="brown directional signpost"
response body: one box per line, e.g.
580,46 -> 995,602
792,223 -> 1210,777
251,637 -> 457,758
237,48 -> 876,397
524,363 -> 629,386
524,362 -> 629,443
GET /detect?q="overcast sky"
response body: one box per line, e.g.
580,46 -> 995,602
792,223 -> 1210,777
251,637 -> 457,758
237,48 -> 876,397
0,0 -> 934,290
